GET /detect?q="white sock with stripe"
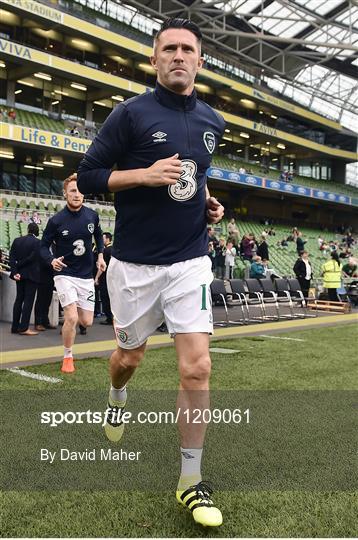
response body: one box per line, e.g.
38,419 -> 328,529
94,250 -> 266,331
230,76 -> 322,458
64,347 -> 72,359
110,385 -> 127,403
177,447 -> 203,491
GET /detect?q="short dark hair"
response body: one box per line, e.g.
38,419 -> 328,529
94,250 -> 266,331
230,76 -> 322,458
103,232 -> 112,241
28,223 -> 39,236
155,18 -> 202,43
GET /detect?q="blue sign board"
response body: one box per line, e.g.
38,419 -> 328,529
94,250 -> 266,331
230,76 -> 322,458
206,167 -> 355,206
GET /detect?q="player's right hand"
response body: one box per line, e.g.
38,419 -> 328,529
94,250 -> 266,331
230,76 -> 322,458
143,153 -> 182,187
51,256 -> 67,272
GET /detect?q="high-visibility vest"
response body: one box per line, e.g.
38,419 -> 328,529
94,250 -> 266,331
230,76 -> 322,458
322,259 -> 341,289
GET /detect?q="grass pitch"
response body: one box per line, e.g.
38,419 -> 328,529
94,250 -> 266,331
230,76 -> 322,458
1,323 -> 357,537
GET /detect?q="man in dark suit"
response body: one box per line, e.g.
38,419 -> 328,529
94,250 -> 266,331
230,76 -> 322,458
10,222 -> 41,335
95,232 -> 113,325
34,257 -> 55,331
293,250 -> 313,298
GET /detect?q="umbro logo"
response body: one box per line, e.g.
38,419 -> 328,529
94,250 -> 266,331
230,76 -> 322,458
62,230 -> 69,236
181,451 -> 195,459
152,131 -> 167,142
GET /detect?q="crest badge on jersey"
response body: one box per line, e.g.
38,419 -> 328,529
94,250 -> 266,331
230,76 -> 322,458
88,223 -> 94,233
203,131 -> 215,154
168,159 -> 197,202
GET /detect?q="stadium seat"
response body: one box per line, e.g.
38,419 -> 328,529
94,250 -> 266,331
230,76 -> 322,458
241,279 -> 266,322
210,279 -> 245,326
287,278 -> 317,318
258,278 -> 280,320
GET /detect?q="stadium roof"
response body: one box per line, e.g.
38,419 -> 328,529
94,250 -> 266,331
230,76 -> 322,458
110,0 -> 357,129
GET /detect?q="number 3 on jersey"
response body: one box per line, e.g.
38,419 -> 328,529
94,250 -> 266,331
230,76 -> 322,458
73,239 -> 86,256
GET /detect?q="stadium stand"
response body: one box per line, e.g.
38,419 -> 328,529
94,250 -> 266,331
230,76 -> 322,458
0,0 -> 356,285
1,109 -> 357,200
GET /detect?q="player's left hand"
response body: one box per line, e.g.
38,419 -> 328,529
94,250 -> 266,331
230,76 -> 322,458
97,258 -> 107,272
206,197 -> 224,224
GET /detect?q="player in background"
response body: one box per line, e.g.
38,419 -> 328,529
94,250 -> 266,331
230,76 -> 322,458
78,18 -> 225,527
40,174 -> 106,373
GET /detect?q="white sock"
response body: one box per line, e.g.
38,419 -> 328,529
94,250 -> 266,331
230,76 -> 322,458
177,448 -> 203,490
110,384 -> 127,403
64,347 -> 72,358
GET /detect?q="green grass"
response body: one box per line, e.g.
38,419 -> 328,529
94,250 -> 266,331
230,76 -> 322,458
1,323 -> 357,537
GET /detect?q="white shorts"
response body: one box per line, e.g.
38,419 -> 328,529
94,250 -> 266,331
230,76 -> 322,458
107,256 -> 214,349
54,275 -> 95,312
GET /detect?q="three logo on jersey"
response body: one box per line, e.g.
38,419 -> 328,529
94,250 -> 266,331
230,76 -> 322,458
151,130 -> 216,202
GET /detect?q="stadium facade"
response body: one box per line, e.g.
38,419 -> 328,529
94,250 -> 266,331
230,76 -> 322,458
0,0 -> 357,230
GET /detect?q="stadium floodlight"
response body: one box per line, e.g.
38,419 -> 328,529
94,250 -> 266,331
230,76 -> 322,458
0,150 -> 14,159
277,143 -> 286,149
266,141 -> 271,145
111,95 -> 124,101
137,63 -> 156,74
43,160 -> 64,167
240,98 -> 256,109
34,72 -> 52,81
70,38 -> 94,51
219,143 -> 226,147
24,164 -> 44,170
272,158 -> 278,161
0,61 -> 5,68
94,100 -> 109,107
225,128 -> 230,133
17,80 -> 34,87
51,101 -> 59,105
271,115 -> 278,119
14,89 -> 22,95
109,55 -> 130,66
54,90 -> 69,96
71,83 -> 87,91
240,132 -> 250,138
194,83 -> 212,93
236,149 -> 243,153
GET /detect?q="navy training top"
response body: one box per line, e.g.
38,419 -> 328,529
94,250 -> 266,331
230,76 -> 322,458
77,82 -> 225,265
40,205 -> 103,279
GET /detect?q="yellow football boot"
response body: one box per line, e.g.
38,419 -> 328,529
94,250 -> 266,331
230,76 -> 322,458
104,393 -> 126,443
176,481 -> 223,527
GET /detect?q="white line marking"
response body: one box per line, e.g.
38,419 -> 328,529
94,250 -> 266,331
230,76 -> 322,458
210,347 -> 243,354
258,335 -> 306,342
6,368 -> 63,383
